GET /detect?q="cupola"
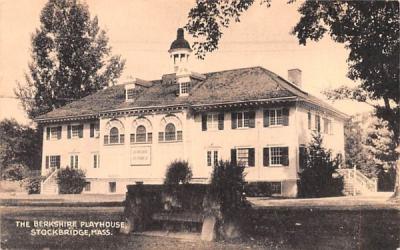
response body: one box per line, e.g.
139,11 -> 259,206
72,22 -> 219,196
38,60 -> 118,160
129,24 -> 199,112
168,28 -> 192,77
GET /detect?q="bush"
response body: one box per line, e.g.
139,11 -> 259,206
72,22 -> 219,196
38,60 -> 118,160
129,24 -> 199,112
2,163 -> 28,181
298,133 -> 344,197
164,160 -> 192,186
56,167 -> 86,194
205,161 -> 248,218
24,176 -> 43,194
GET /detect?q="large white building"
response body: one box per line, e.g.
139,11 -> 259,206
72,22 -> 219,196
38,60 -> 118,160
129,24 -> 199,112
36,29 -> 347,197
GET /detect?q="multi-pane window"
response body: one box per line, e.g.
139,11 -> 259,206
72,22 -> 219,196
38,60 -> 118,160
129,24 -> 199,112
90,123 -> 100,138
165,123 -> 176,141
109,127 -> 119,144
71,125 -> 81,138
269,109 -> 283,126
232,111 -> 255,129
84,182 -> 91,192
323,118 -> 332,134
180,82 -> 190,94
263,147 -> 289,167
237,148 -> 249,167
93,154 -> 100,168
109,182 -> 116,193
49,155 -> 60,168
126,88 -> 135,100
50,127 -> 62,140
207,150 -> 219,167
70,155 -> 79,168
136,126 -> 146,143
270,182 -> 282,195
207,114 -> 219,130
270,147 -> 283,165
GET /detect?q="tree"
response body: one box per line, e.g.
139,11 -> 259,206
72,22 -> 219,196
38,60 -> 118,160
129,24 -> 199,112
186,0 -> 399,197
0,119 -> 42,176
298,132 -> 343,197
15,0 -> 125,119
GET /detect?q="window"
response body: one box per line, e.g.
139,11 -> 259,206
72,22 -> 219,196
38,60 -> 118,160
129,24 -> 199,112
67,124 -> 83,139
231,148 -> 255,167
126,88 -> 135,100
180,82 -> 190,94
270,182 -> 282,195
202,113 -> 224,131
109,182 -> 116,193
47,126 -> 62,140
46,155 -> 61,169
323,118 -> 331,134
93,154 -> 100,168
70,155 -> 79,168
90,123 -> 100,138
263,108 -> 289,127
84,182 -> 91,192
231,111 -> 255,129
136,125 -> 146,143
110,127 -> 119,144
315,115 -> 321,132
165,123 -> 176,141
206,150 -> 219,167
263,147 -> 289,167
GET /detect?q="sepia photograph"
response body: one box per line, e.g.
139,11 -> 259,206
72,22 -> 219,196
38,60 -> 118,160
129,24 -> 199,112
0,0 -> 399,249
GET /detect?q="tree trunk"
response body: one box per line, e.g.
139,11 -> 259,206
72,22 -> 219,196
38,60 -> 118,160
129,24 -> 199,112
391,145 -> 400,199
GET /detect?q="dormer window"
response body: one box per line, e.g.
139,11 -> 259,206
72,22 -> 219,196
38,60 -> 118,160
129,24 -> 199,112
180,82 -> 190,95
125,83 -> 136,102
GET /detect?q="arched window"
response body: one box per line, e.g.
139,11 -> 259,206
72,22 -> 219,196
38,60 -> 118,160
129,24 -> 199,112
136,125 -> 146,143
165,123 -> 176,141
109,127 -> 119,144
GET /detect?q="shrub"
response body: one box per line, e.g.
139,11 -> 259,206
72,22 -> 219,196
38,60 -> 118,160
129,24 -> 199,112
298,132 -> 344,197
56,167 -> 86,194
205,161 -> 248,218
24,176 -> 43,194
2,163 -> 28,181
164,160 -> 192,186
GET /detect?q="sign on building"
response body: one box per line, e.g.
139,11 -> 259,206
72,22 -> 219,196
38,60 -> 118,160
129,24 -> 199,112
130,146 -> 151,166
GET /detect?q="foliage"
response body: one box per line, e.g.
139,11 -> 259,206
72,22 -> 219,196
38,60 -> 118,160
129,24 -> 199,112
56,167 -> 86,194
24,175 -> 43,194
205,161 -> 248,218
0,119 -> 42,175
298,133 -> 343,198
1,163 -> 29,181
15,0 -> 125,119
164,160 -> 193,186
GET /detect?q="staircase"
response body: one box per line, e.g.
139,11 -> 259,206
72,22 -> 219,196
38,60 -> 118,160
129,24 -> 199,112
41,168 -> 59,194
338,168 -> 377,196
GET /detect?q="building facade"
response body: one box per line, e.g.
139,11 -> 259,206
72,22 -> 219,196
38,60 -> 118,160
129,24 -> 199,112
36,29 -> 347,197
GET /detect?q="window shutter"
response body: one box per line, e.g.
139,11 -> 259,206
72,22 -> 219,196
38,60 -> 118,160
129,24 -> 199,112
45,156 -> 49,168
282,147 -> 289,166
67,125 -> 71,139
299,146 -> 306,170
46,127 -> 50,140
249,111 -> 256,128
78,125 -> 84,138
263,148 -> 269,166
201,114 -> 207,131
307,112 -> 312,129
218,113 -> 224,130
57,126 -> 62,139
231,149 -> 237,165
158,132 -> 164,142
70,156 -> 74,168
282,108 -> 289,126
90,123 -> 95,137
104,135 -> 109,145
231,112 -> 237,129
263,110 -> 269,127
248,148 -> 255,167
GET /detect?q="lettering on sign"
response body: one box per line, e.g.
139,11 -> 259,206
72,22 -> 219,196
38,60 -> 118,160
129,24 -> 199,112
130,146 -> 151,166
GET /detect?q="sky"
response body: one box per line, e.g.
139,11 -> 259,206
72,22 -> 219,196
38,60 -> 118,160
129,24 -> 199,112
0,0 -> 371,125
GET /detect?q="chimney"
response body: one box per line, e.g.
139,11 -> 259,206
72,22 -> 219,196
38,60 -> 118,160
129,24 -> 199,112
288,69 -> 302,87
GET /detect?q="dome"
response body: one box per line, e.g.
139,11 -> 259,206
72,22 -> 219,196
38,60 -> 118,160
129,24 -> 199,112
169,28 -> 192,51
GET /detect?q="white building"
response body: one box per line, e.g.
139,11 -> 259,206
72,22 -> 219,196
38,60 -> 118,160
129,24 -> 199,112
36,29 -> 348,197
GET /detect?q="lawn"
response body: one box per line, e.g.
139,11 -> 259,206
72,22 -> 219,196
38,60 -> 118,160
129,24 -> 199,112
1,203 -> 399,250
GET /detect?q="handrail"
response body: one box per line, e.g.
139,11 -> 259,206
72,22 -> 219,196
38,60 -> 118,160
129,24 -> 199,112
338,168 -> 377,193
42,168 -> 58,185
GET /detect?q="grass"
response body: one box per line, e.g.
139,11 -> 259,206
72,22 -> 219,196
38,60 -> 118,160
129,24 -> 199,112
1,204 -> 399,250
